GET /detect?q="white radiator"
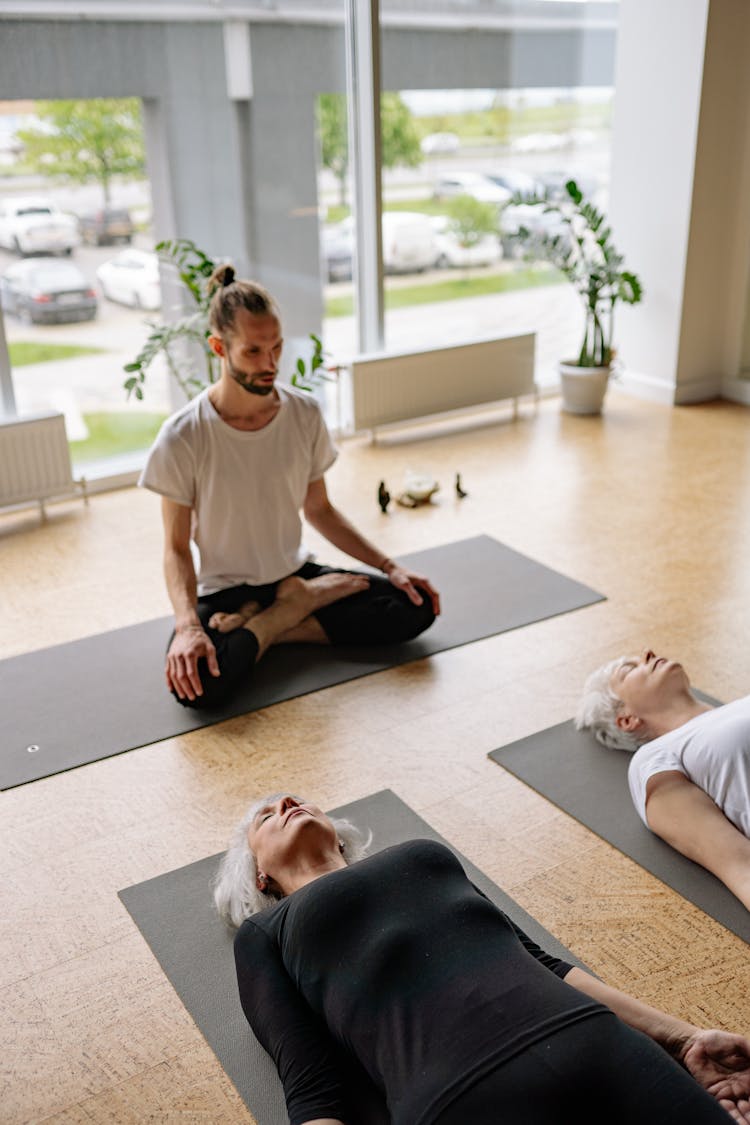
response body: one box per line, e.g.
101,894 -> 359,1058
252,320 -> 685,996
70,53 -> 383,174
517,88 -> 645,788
0,412 -> 85,515
350,332 -> 536,434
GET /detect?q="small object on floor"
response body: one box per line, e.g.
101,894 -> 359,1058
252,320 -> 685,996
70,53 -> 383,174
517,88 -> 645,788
377,480 -> 391,513
403,470 -> 440,505
455,472 -> 468,499
396,492 -> 419,509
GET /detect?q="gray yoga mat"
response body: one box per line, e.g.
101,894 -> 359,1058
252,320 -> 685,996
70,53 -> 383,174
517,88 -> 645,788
0,535 -> 603,789
119,788 -> 588,1125
488,699 -> 750,944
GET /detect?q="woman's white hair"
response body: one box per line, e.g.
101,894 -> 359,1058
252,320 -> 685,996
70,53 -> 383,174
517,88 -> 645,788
213,793 -> 372,928
575,657 -> 651,752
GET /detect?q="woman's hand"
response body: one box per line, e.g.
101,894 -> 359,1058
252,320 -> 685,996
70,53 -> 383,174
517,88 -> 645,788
681,1029 -> 750,1122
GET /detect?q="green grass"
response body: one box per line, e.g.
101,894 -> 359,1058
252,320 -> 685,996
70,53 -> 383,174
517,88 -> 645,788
9,341 -> 106,366
325,265 -> 564,317
415,100 -> 612,142
69,411 -> 167,463
326,198 -> 456,224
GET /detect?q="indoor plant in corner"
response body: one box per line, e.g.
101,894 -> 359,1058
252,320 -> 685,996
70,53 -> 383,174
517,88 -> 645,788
514,180 -> 643,414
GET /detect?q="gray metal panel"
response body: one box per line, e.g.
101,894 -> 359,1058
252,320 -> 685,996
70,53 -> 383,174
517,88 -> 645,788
0,20 -> 168,97
381,26 -> 615,89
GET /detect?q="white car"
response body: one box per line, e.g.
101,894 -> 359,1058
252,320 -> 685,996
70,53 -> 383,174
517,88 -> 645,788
96,249 -> 161,310
420,132 -> 460,156
0,196 -> 79,256
485,170 -> 544,198
433,172 -> 511,206
431,216 -> 502,270
323,212 -> 439,277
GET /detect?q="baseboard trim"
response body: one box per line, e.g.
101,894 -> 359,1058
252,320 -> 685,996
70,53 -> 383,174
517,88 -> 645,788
613,370 -> 677,405
615,370 -> 728,406
721,375 -> 750,405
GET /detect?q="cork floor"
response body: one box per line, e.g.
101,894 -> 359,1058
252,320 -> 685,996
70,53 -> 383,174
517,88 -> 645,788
2,389 -> 750,1123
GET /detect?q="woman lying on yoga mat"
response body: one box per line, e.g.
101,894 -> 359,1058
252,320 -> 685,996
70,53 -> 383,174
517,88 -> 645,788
214,793 -> 750,1125
577,649 -> 750,911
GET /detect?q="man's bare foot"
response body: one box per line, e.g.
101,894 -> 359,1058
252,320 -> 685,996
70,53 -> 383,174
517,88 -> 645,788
245,574 -> 370,659
208,600 -> 262,633
276,572 -> 370,615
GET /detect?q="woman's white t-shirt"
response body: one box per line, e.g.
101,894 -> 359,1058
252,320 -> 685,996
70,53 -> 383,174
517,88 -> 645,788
627,695 -> 750,837
138,385 -> 337,594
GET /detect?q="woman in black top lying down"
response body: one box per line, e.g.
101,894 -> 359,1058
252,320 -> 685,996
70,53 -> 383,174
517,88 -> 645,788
214,794 -> 750,1125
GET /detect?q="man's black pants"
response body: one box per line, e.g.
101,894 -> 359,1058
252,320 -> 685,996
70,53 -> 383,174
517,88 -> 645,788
171,561 -> 436,710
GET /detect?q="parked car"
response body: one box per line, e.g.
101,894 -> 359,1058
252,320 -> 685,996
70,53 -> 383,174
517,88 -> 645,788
420,131 -> 460,156
535,170 -> 600,203
511,132 -> 567,154
78,207 -> 134,246
321,222 -> 354,282
485,169 -> 544,198
96,249 -> 161,309
0,257 -> 97,323
433,172 -> 511,205
322,212 -> 439,281
381,211 -> 438,273
431,216 -> 502,270
0,196 -> 79,256
499,201 -> 572,257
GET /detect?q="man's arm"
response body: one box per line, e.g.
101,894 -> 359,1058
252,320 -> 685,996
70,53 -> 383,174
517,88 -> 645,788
302,478 -> 440,614
644,770 -> 750,910
161,497 -> 219,700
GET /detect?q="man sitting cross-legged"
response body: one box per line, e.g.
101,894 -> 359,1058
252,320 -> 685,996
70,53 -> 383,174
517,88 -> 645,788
139,264 -> 439,709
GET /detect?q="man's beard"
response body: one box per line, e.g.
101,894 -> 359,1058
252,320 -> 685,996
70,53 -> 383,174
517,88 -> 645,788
227,355 -> 276,397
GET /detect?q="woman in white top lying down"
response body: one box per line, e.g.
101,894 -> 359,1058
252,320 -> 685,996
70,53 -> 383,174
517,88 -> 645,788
577,649 -> 750,910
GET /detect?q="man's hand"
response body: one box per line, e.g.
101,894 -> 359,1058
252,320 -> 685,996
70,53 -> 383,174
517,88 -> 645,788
385,564 -> 441,615
166,625 -> 220,701
681,1029 -> 750,1122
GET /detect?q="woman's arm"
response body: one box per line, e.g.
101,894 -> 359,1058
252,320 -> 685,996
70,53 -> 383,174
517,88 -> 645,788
234,923 -> 351,1125
563,966 -> 697,1056
644,770 -> 750,910
565,967 -> 750,1122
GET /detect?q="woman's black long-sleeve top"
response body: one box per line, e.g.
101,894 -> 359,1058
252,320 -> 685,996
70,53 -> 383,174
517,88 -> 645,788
234,839 -> 605,1125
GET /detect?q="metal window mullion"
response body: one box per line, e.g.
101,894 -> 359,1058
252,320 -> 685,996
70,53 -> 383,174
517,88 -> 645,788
0,309 -> 16,417
345,0 -> 384,355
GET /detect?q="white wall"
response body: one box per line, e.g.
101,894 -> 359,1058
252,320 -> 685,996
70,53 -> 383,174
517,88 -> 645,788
609,0 -> 750,404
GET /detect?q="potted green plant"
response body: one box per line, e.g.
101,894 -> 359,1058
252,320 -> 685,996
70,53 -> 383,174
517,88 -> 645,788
512,181 -> 643,414
123,238 -> 332,402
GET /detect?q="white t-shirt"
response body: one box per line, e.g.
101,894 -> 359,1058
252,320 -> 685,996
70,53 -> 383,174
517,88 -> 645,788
139,385 -> 337,594
628,695 -> 750,837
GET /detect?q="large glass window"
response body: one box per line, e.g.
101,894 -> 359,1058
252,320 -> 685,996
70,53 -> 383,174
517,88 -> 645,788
0,97 -> 165,471
0,0 -> 618,480
372,0 -> 618,386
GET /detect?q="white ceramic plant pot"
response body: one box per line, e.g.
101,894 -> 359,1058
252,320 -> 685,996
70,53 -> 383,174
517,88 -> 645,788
558,361 -> 611,415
